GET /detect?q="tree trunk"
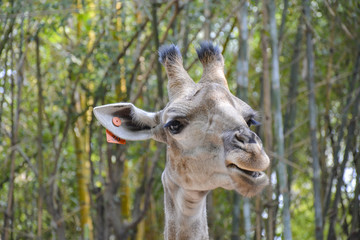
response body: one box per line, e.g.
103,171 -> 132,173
2,21 -> 24,240
2,70 -> 16,240
180,0 -> 190,61
231,194 -> 241,240
35,31 -> 44,239
321,2 -> 336,203
73,111 -> 94,240
303,1 -> 324,239
278,0 -> 288,54
204,0 -> 211,40
267,0 -> 292,239
115,0 -> 127,102
92,126 -> 109,240
284,16 -> 303,191
236,1 -> 249,99
0,37 -> 9,136
105,145 -> 125,239
255,197 -> 262,240
73,1 -> 94,238
261,1 -> 274,239
320,2 -> 338,213
243,198 -> 252,240
151,0 -> 164,106
44,186 -> 66,240
351,151 -> 360,234
170,1 -> 179,39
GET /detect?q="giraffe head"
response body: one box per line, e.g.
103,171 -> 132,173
94,42 -> 269,197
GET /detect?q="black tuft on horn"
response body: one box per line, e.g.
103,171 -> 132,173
196,41 -> 222,64
159,44 -> 182,65
196,41 -> 228,89
158,43 -> 195,100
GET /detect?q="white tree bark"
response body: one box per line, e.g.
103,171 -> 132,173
267,0 -> 292,239
303,1 -> 323,239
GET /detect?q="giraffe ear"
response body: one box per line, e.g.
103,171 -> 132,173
93,103 -> 165,142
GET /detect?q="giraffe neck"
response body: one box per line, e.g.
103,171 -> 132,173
162,170 -> 209,240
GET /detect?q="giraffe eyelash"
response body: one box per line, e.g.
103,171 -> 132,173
246,119 -> 261,127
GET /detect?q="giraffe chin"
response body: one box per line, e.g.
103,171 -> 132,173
227,165 -> 269,198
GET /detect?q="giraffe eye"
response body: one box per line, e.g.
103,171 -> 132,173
247,119 -> 260,127
164,120 -> 184,134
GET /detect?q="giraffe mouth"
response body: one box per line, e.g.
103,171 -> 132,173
227,163 -> 262,178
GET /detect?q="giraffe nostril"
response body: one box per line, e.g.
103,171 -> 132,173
248,137 -> 256,144
248,132 -> 257,144
235,132 -> 245,144
235,131 -> 258,145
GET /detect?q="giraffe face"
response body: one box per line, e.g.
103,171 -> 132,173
161,82 -> 269,197
93,42 -> 269,197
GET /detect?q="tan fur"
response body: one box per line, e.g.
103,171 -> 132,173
199,57 -> 228,88
163,54 -> 195,101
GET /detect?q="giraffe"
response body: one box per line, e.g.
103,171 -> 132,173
93,42 -> 270,240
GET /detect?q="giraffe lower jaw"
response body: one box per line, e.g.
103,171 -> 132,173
227,163 -> 262,178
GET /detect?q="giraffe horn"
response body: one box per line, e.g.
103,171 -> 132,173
159,44 -> 195,101
196,42 -> 228,89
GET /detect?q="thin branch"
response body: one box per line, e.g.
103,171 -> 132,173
93,20 -> 149,106
0,17 -> 16,58
267,151 -> 308,174
212,1 -> 244,41
278,0 -> 288,52
221,17 -> 237,55
324,0 -> 354,39
15,146 -> 38,176
130,5 -> 183,103
186,1 -> 245,71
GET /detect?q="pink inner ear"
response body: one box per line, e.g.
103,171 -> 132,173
106,129 -> 126,145
93,102 -> 158,141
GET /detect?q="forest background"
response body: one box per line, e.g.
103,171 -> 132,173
0,0 -> 359,239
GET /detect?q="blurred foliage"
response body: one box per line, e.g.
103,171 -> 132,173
0,0 -> 359,239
